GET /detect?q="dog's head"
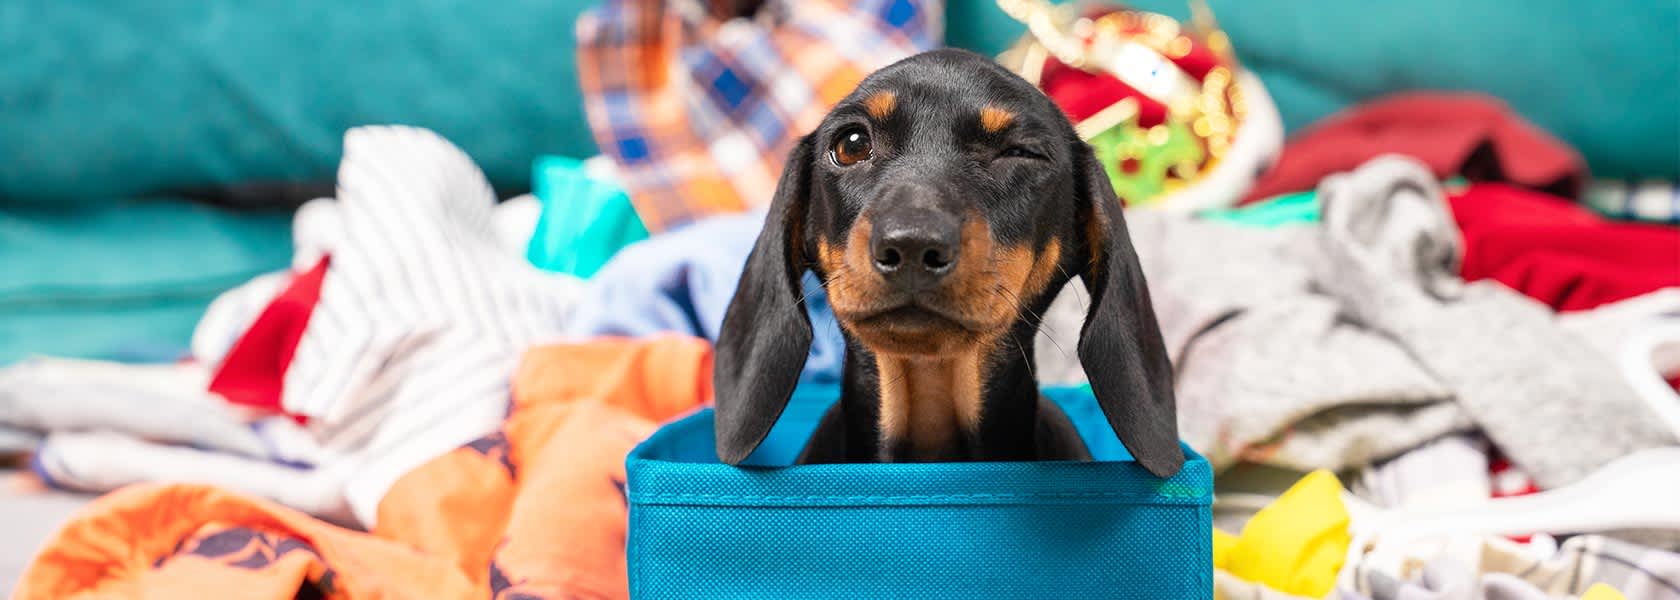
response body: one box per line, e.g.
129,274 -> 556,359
713,49 -> 1182,476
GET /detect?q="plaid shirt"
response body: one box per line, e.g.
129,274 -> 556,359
576,0 -> 940,232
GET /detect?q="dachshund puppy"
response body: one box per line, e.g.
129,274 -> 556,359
712,49 -> 1183,477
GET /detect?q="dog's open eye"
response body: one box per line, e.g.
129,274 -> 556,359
830,127 -> 872,166
998,146 -> 1045,160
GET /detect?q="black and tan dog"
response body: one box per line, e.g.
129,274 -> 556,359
712,49 -> 1183,478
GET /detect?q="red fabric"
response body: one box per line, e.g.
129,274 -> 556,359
1035,5 -> 1228,129
1040,58 -> 1170,127
208,256 -> 330,415
1244,93 -> 1585,204
1448,183 -> 1680,312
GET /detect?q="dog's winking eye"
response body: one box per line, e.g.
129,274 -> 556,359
831,127 -> 872,166
998,146 -> 1045,160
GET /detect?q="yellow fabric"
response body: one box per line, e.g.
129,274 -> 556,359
1581,583 -> 1627,600
1220,470 -> 1351,598
1213,529 -> 1238,568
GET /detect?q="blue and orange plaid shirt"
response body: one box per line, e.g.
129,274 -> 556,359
577,0 -> 941,232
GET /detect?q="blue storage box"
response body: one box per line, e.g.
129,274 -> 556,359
625,385 -> 1213,599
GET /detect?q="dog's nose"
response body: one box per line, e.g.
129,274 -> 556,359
870,210 -> 960,288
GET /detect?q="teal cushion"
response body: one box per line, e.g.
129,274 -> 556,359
8,1 -> 1670,206
0,200 -> 292,364
0,0 -> 600,204
5,0 -> 1672,365
946,0 -> 1679,179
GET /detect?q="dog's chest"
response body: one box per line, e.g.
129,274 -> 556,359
872,353 -> 984,461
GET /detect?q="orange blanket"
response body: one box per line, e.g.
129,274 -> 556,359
14,336 -> 713,600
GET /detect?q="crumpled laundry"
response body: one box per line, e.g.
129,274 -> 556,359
1351,435 -> 1493,512
1242,93 -> 1586,203
1111,158 -> 1468,473
0,359 -> 268,460
1449,182 -> 1680,312
1351,436 -> 1549,547
12,127 -> 586,527
566,212 -> 846,384
1038,161 -> 1467,471
1207,180 -> 1680,313
14,336 -> 713,600
1344,559 -> 1590,600
1034,155 -> 1677,486
0,358 -> 355,519
1313,166 -> 1676,489
575,0 -> 939,231
0,423 -> 37,455
1215,470 -> 1351,598
1341,534 -> 1677,600
1217,570 -> 1319,600
210,126 -> 583,526
1558,289 -> 1680,440
1561,289 -> 1680,373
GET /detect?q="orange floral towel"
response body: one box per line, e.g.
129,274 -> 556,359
14,336 -> 714,600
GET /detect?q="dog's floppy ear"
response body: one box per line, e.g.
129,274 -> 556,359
1072,142 -> 1185,478
713,135 -> 817,464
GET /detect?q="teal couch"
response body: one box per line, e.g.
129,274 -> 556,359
3,0 -> 1675,363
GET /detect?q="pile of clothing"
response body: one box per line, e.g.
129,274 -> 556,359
4,1 -> 1679,599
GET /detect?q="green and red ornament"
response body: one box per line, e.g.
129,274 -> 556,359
997,0 -> 1282,212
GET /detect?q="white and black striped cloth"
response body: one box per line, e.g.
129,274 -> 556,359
198,126 -> 581,525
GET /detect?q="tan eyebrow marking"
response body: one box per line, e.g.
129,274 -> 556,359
863,91 -> 897,119
979,105 -> 1015,132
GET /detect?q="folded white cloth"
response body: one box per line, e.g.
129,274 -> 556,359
8,127 -> 583,527
0,359 -> 267,458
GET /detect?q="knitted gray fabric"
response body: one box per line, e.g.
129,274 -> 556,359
1040,156 -> 1465,472
1313,156 -> 1674,489
1039,155 -> 1675,484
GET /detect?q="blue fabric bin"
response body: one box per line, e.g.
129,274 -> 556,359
625,385 -> 1213,599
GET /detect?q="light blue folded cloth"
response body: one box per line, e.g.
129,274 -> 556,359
566,212 -> 845,384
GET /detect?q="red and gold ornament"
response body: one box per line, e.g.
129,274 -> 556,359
997,0 -> 1280,211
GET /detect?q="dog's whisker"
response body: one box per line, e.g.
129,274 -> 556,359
990,285 -> 1044,327
990,285 -> 1074,363
1029,319 -> 1074,363
819,302 -> 845,336
1040,329 -> 1072,362
1054,263 -> 1091,316
1008,297 -> 1073,361
796,271 -> 850,308
1007,329 -> 1036,380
